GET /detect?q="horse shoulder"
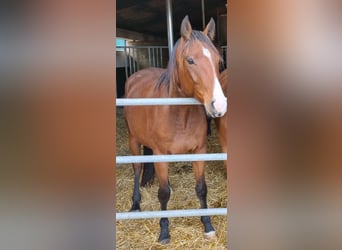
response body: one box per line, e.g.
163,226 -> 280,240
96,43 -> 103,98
125,68 -> 165,98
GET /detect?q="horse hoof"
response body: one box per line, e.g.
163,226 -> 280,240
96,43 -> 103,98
158,231 -> 171,244
158,238 -> 170,244
204,230 -> 216,240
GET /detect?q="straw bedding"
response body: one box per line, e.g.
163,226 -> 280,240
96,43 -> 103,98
116,107 -> 227,249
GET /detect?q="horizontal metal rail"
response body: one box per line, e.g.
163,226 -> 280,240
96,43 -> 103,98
116,208 -> 227,220
115,93 -> 228,221
116,153 -> 227,164
116,98 -> 201,106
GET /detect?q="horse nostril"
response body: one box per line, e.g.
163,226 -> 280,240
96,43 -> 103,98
211,100 -> 222,116
210,100 -> 215,109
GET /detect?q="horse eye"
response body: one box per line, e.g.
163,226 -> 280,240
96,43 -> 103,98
187,57 -> 195,65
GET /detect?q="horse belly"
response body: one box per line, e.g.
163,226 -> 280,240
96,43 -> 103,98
169,133 -> 206,154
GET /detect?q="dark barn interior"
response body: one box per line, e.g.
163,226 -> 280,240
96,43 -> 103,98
116,0 -> 227,97
116,0 -> 227,42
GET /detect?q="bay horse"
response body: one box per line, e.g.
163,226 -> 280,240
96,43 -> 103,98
140,71 -> 228,186
124,16 -> 227,244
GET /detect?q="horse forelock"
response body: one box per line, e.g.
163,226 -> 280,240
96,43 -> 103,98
186,31 -> 223,64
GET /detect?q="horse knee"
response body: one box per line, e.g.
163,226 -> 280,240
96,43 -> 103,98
132,163 -> 142,177
158,185 -> 171,200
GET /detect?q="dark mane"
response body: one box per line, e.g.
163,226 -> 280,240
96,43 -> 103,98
156,30 -> 222,92
156,38 -> 180,91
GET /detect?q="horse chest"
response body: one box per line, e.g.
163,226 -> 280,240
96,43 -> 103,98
151,107 -> 207,153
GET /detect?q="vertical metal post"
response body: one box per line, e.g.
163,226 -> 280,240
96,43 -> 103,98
156,47 -> 159,67
166,0 -> 174,55
135,47 -> 140,71
217,8 -> 220,40
201,0 -> 205,29
128,47 -> 132,76
132,48 -> 136,74
124,44 -> 128,80
152,48 -> 155,67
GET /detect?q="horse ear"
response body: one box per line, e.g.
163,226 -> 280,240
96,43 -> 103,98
203,17 -> 215,40
180,15 -> 192,40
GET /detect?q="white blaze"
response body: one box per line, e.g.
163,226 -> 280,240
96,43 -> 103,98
202,47 -> 227,115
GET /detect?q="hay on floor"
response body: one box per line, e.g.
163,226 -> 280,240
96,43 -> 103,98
116,107 -> 227,249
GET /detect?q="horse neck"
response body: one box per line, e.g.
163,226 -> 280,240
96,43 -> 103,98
168,79 -> 186,98
167,61 -> 190,98
167,77 -> 202,120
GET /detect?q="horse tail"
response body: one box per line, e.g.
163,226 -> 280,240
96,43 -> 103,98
140,146 -> 155,186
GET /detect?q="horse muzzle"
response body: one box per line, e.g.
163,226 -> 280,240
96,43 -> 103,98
205,98 -> 227,118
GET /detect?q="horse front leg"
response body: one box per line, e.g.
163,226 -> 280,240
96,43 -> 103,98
193,160 -> 216,240
128,136 -> 142,211
130,162 -> 142,211
154,162 -> 171,244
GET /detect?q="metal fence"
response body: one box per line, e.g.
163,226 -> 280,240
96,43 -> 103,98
116,97 -> 227,220
117,45 -> 227,79
116,45 -> 169,79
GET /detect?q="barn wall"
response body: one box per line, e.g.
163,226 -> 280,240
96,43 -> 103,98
116,29 -> 169,98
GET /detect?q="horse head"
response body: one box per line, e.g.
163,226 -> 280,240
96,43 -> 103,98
176,15 -> 227,118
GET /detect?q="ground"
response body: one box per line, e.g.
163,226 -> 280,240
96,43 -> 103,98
116,107 -> 227,249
